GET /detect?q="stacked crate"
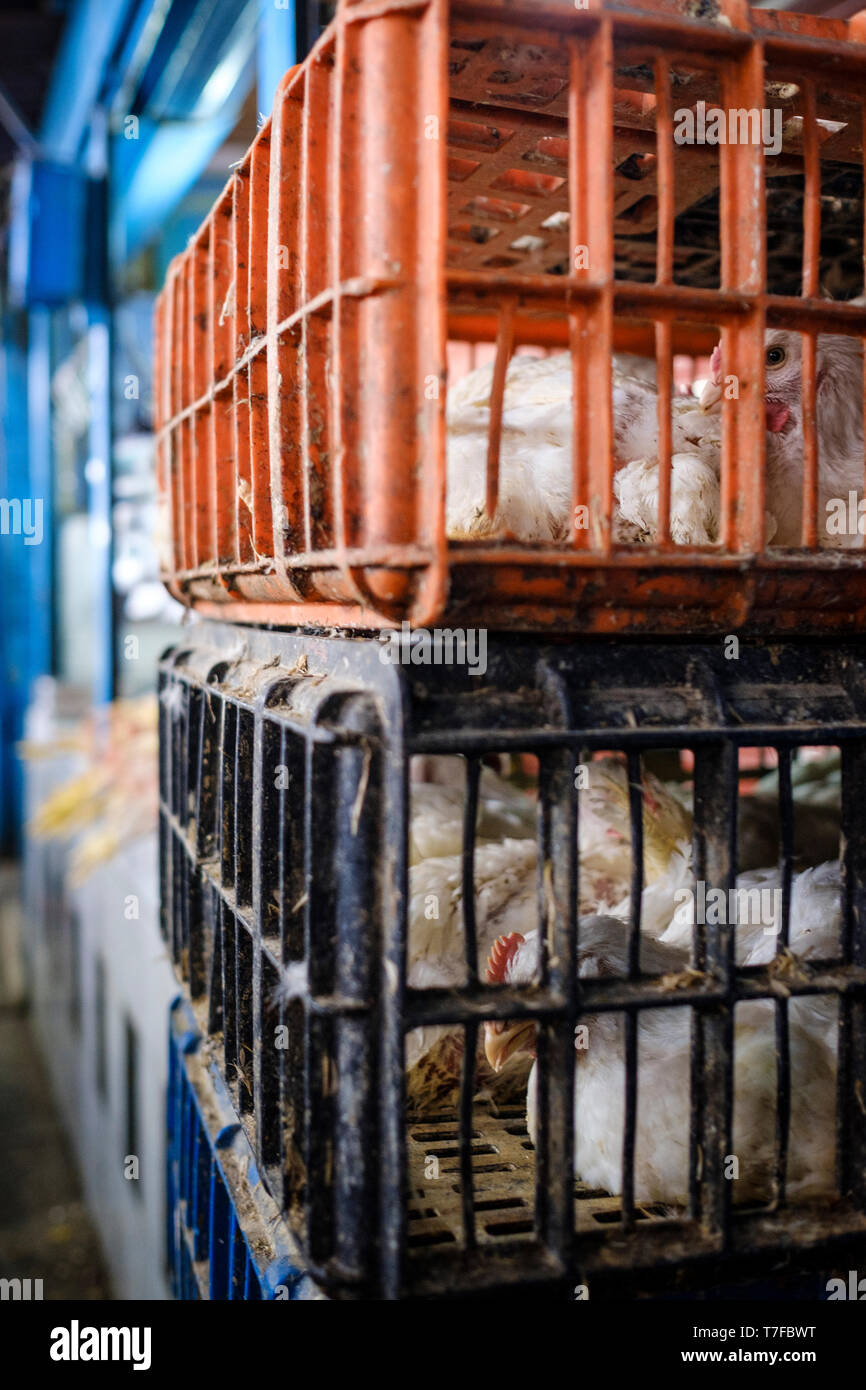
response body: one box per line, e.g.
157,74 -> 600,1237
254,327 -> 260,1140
160,630 -> 866,1298
156,0 -> 866,1298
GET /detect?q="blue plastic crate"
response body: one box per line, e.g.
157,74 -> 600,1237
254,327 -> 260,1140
166,996 -> 311,1301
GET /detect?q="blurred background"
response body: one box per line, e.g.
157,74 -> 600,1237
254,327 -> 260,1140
0,0 -> 861,1303
0,0 -> 332,1301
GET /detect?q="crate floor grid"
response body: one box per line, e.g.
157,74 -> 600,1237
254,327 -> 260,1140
160,623 -> 866,1299
406,1102 -> 671,1253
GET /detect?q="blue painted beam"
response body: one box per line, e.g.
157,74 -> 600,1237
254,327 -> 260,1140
40,0 -> 131,163
258,0 -> 296,117
8,160 -> 107,309
25,310 -> 53,683
0,319 -> 31,850
110,90 -> 251,260
85,309 -> 115,705
0,309 -> 53,852
110,0 -> 257,258
105,0 -> 189,118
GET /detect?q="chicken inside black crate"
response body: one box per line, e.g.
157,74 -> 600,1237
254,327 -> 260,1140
444,24 -> 866,556
405,745 -> 844,1256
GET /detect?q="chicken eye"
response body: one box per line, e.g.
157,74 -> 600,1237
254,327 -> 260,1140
766,346 -> 787,368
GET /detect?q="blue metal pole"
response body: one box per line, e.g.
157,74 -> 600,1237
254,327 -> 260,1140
25,309 -> 53,684
40,0 -> 130,162
85,106 -> 115,708
85,306 -> 115,706
0,321 -> 29,850
258,0 -> 296,117
0,307 -> 53,852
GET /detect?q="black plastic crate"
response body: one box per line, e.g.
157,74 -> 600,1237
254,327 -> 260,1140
159,624 -> 866,1299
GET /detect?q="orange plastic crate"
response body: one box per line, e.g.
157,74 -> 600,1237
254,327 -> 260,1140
154,0 -> 866,634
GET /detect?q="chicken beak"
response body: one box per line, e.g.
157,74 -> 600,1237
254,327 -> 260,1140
699,377 -> 723,414
484,1019 -> 537,1073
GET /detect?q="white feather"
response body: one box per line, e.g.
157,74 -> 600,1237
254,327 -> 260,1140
508,918 -> 836,1203
446,351 -> 721,543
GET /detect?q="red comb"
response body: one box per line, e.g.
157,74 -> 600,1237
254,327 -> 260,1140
486,932 -> 525,984
709,343 -> 721,382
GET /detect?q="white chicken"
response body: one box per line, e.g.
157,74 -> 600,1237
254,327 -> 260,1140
578,756 -> 693,922
406,836 -> 538,1108
405,756 -> 692,1108
409,766 -> 535,864
612,451 -> 721,546
699,324 -> 865,548
446,350 -> 721,545
448,313 -> 866,549
660,859 -> 842,1054
484,919 -> 837,1205
661,858 -> 841,964
619,828 -> 843,965
589,752 -> 841,941
405,755 -> 843,1109
571,758 -> 837,1049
